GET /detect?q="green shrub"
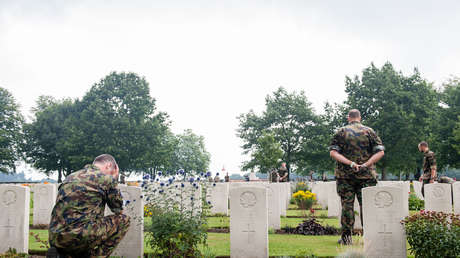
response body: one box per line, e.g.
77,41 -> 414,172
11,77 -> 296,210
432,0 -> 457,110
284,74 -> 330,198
408,193 -> 424,211
402,210 -> 460,258
294,181 -> 310,192
142,172 -> 212,257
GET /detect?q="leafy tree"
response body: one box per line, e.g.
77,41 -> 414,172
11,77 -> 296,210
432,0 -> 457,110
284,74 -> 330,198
170,129 -> 211,177
431,78 -> 460,169
237,87 -> 320,177
344,63 -> 438,179
23,96 -> 78,182
69,72 -> 169,175
243,131 -> 283,173
0,87 -> 24,173
454,117 -> 460,155
297,102 -> 346,177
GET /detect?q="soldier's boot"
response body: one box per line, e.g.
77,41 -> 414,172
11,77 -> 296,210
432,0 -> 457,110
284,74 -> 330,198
337,230 -> 352,245
46,246 -> 67,258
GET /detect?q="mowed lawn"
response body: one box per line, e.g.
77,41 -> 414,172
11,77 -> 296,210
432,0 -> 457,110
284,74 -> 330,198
29,230 -> 416,257
28,196 -> 418,257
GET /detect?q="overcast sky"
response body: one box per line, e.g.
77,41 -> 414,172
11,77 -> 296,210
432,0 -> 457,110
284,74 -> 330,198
1,0 -> 460,179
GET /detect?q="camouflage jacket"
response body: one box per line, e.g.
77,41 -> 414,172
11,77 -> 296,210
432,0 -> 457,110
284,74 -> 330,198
278,168 -> 288,182
49,164 -> 123,235
329,121 -> 384,179
421,150 -> 437,180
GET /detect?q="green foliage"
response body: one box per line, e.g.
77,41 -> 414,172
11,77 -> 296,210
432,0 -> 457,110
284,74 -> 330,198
453,116 -> 460,155
243,131 -> 283,173
345,63 -> 438,179
143,173 -> 212,257
0,248 -> 28,257
169,129 -> 211,176
22,96 -> 77,181
294,181 -> 311,193
237,87 -> 321,175
0,87 -> 24,173
23,72 -> 181,181
431,77 -> 460,168
402,211 -> 460,258
408,193 -> 424,211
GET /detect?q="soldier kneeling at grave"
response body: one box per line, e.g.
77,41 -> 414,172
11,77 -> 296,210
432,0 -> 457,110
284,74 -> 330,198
47,154 -> 130,258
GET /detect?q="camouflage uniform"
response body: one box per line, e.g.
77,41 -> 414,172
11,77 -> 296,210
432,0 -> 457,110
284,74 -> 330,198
270,170 -> 279,182
278,167 -> 289,182
420,150 -> 436,197
49,164 -> 130,256
329,121 -> 384,237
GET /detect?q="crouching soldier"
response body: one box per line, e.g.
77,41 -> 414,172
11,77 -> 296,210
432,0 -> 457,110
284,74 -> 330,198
47,154 -> 130,257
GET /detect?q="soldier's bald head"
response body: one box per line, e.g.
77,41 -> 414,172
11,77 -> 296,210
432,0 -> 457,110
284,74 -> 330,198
93,154 -> 117,168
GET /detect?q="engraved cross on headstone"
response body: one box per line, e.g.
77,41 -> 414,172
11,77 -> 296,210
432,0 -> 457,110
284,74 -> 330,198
2,217 -> 15,237
242,223 -> 256,244
378,224 -> 392,248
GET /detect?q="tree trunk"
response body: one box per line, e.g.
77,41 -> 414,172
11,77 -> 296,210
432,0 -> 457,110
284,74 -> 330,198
381,167 -> 386,180
58,168 -> 62,183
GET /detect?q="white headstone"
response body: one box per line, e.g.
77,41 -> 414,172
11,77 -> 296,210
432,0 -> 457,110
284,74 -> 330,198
266,184 -> 281,230
363,186 -> 407,258
283,182 -> 291,209
230,185 -> 268,258
314,182 -> 328,209
453,182 -> 460,215
32,184 -> 57,225
279,184 -> 287,216
209,183 -> 229,215
412,181 -> 424,200
377,181 -> 410,213
424,183 -> 452,213
326,182 -> 341,217
106,186 -> 144,258
0,185 -> 30,253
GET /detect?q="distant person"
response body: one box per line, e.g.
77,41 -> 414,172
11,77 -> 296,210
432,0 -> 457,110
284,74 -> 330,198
278,162 -> 289,182
47,154 -> 130,257
214,174 -> 220,182
418,141 -> 437,197
224,173 -> 230,182
270,169 -> 279,182
329,109 -> 385,245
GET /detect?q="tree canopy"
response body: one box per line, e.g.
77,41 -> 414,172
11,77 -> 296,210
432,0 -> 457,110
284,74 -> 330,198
0,87 -> 24,173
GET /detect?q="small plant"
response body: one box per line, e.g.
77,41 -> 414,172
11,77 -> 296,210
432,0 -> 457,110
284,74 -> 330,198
0,248 -> 28,258
292,190 -> 316,211
294,181 -> 310,192
408,192 -> 424,211
402,210 -> 460,258
142,170 -> 213,257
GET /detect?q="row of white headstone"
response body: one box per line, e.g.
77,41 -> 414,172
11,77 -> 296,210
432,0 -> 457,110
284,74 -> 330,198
229,182 -> 460,258
0,184 -> 144,258
2,181 -> 459,257
312,181 -> 460,218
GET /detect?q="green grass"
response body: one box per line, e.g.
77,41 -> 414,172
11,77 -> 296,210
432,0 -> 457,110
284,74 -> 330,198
30,230 -> 415,257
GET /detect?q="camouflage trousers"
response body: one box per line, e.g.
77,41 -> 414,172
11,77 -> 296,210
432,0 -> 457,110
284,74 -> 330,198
336,178 -> 377,235
421,179 -> 431,198
49,214 -> 130,257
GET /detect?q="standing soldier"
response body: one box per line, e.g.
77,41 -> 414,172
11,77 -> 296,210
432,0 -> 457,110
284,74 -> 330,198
278,162 -> 289,182
418,141 -> 437,197
47,154 -> 130,257
329,109 -> 385,245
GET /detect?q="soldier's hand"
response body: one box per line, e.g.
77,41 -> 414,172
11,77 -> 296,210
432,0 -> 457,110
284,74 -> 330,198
419,177 -> 423,182
352,164 -> 361,172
